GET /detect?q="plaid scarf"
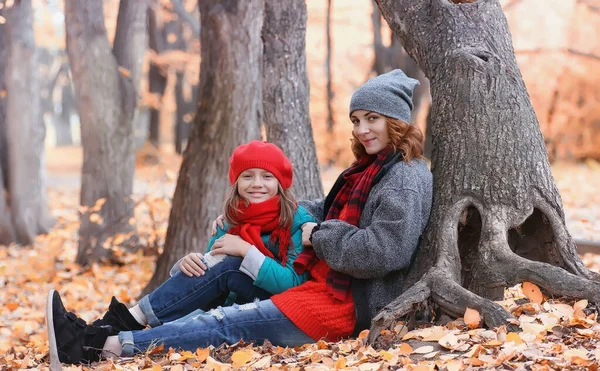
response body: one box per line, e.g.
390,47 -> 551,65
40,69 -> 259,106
294,146 -> 395,301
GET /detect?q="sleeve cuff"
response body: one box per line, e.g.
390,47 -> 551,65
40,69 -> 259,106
169,258 -> 184,276
239,245 -> 266,281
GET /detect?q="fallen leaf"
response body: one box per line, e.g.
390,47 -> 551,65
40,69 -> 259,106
413,345 -> 434,354
522,282 -> 543,304
573,299 -> 588,311
231,349 -> 254,366
505,332 -> 524,345
464,307 -> 481,329
398,343 -> 413,355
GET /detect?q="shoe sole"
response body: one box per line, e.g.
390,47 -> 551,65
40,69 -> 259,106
46,289 -> 63,371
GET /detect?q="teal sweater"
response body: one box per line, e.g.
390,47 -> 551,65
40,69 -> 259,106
171,205 -> 315,295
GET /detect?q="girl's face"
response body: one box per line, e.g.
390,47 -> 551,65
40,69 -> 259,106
237,168 -> 279,203
351,110 -> 390,155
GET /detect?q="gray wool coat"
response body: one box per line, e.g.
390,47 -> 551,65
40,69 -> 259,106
299,156 -> 432,334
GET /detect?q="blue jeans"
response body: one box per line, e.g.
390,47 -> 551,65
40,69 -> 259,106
118,299 -> 313,355
138,256 -> 272,327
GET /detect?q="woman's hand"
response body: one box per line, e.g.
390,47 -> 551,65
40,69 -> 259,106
180,253 -> 208,277
301,222 -> 318,247
211,234 -> 252,257
211,214 -> 225,235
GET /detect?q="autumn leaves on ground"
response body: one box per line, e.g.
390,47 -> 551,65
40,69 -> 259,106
2,148 -> 600,370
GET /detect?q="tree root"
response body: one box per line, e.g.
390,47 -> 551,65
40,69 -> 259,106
367,195 -> 600,345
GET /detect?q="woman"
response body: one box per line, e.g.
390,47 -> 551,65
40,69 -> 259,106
46,69 -> 433,365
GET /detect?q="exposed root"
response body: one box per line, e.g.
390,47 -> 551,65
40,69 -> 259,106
430,271 -> 517,329
368,280 -> 431,344
534,194 -> 600,281
496,249 -> 600,302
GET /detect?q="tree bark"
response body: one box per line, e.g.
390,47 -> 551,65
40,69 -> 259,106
5,0 -> 54,245
65,0 -> 147,265
174,70 -> 195,155
142,0 -> 263,294
369,0 -> 600,343
325,0 -> 334,134
147,6 -> 165,148
262,0 -> 323,200
0,8 -> 14,245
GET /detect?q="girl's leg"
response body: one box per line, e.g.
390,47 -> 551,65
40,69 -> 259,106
119,299 -> 313,356
138,255 -> 271,327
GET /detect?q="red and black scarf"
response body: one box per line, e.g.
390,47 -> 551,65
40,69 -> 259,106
294,146 -> 395,301
227,196 -> 292,265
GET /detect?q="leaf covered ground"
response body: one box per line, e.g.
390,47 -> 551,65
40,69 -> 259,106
2,155 -> 600,370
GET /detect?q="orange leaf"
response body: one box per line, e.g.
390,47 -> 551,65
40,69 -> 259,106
231,349 -> 254,366
196,348 -> 210,362
522,282 -> 543,304
6,303 -> 18,311
506,332 -> 524,345
398,343 -> 413,355
464,307 -> 481,329
334,356 -> 347,369
148,343 -> 164,355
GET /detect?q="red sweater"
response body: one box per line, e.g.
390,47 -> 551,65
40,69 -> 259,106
271,259 -> 356,342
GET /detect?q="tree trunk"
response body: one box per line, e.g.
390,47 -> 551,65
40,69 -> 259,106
147,7 -> 166,148
5,0 -> 54,245
369,0 -> 600,343
0,9 -> 14,245
56,76 -> 74,147
65,0 -> 147,265
262,0 -> 323,200
174,71 -> 195,155
325,0 -> 334,134
142,0 -> 263,294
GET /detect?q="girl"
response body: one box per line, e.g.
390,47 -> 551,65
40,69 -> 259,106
47,141 -> 315,365
47,69 -> 433,365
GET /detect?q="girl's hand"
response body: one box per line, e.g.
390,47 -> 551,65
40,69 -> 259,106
301,222 -> 318,246
180,253 -> 207,277
211,234 -> 252,257
211,214 -> 225,235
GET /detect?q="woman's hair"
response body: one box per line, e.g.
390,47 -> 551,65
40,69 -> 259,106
351,117 -> 424,161
223,182 -> 297,228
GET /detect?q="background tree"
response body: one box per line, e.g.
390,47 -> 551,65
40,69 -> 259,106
143,0 -> 264,294
65,0 -> 147,265
262,0 -> 323,200
369,0 -> 600,342
0,4 -> 13,245
3,0 -> 54,245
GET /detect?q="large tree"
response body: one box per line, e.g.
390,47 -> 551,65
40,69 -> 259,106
369,0 -> 600,342
2,0 -> 54,245
143,0 -> 264,294
262,0 -> 323,200
65,0 -> 147,264
0,4 -> 13,245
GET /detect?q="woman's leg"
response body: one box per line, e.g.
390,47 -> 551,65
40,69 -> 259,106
138,255 -> 271,327
118,299 -> 313,356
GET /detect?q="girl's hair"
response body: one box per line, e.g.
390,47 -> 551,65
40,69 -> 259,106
223,182 -> 297,228
350,117 -> 424,161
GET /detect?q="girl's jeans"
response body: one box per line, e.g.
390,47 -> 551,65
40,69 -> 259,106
120,255 -> 312,354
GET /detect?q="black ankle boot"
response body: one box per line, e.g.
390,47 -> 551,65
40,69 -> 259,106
46,290 -> 113,365
92,296 -> 145,335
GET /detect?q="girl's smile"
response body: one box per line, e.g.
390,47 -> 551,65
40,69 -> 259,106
237,168 -> 279,203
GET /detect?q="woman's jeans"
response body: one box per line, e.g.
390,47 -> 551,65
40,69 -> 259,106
120,255 -> 312,354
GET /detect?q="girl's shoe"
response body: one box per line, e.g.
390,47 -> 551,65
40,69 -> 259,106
46,290 -> 112,365
92,296 -> 145,334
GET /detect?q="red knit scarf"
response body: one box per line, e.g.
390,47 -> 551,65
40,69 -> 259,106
294,147 -> 394,300
227,196 -> 292,265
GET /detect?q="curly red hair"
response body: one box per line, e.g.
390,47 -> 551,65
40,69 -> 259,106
351,117 -> 424,161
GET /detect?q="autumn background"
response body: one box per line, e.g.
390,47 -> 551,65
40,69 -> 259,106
1,0 -> 600,369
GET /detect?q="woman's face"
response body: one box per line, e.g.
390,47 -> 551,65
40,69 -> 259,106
351,110 -> 390,155
237,168 -> 279,203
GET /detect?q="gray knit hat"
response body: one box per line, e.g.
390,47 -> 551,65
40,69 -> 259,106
349,69 -> 420,123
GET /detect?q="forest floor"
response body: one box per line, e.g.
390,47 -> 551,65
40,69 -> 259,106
2,146 -> 600,370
